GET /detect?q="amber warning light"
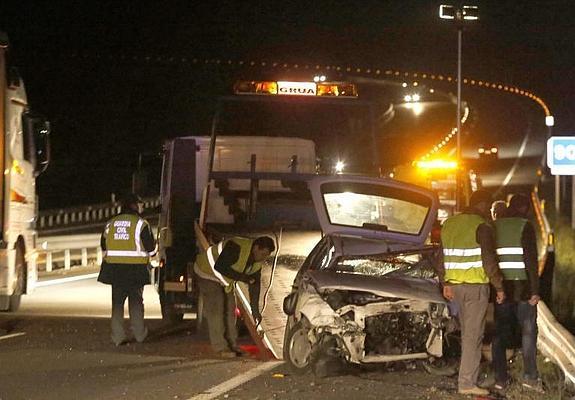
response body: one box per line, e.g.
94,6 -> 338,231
234,80 -> 358,98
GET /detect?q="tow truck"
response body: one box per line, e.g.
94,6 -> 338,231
154,77 -> 385,358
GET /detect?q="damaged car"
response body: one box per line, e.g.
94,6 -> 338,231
283,175 -> 451,372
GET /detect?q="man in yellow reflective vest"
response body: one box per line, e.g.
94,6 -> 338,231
439,190 -> 505,396
194,236 -> 275,358
491,194 -> 543,393
491,199 -> 508,220
98,194 -> 157,346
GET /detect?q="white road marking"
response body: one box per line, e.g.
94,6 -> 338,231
188,361 -> 283,400
0,332 -> 26,341
499,131 -> 530,190
35,273 -> 99,287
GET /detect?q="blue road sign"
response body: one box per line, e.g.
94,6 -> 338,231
547,136 -> 575,175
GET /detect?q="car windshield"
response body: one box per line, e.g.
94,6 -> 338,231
331,250 -> 438,279
323,191 -> 429,235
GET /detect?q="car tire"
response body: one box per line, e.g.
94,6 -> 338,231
283,316 -> 315,373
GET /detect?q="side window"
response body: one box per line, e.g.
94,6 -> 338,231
22,115 -> 33,162
301,237 -> 334,271
21,110 -> 35,162
21,110 -> 51,176
11,109 -> 25,161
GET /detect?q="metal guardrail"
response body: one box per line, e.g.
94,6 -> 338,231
36,234 -> 101,272
532,188 -> 575,386
532,188 -> 554,271
538,301 -> 575,384
37,196 -> 161,231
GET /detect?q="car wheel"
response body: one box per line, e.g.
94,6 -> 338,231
284,316 -> 314,373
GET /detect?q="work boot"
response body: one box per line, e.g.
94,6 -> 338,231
493,380 -> 509,391
114,338 -> 129,347
134,327 -> 148,343
457,386 -> 489,396
522,378 -> 545,394
217,350 -> 237,359
231,346 -> 249,357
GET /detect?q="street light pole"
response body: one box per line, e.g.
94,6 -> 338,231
440,4 -> 478,211
544,115 -> 560,214
456,26 -> 463,211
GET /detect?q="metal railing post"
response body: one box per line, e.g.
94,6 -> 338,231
81,248 -> 88,266
64,249 -> 71,270
96,247 -> 103,265
46,252 -> 53,272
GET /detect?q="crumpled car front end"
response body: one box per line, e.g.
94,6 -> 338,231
286,271 -> 449,367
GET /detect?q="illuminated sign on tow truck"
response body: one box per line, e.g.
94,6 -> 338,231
233,80 -> 358,98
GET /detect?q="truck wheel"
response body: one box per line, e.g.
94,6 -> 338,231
160,290 -> 184,324
283,316 -> 314,373
8,246 -> 25,312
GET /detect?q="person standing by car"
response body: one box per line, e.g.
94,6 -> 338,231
491,200 -> 508,221
98,193 -> 157,346
491,193 -> 543,393
439,189 -> 505,396
194,236 -> 275,358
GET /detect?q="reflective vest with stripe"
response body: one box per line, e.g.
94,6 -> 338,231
103,214 -> 151,265
195,237 -> 263,292
441,213 -> 489,284
494,217 -> 528,280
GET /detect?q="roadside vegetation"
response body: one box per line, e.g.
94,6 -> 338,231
551,215 -> 575,329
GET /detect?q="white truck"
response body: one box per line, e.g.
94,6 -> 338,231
155,78 -> 367,323
155,134 -> 317,322
0,32 -> 50,311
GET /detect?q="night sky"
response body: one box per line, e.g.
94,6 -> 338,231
0,1 -> 573,208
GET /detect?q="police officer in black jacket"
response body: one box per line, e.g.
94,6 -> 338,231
98,194 -> 156,346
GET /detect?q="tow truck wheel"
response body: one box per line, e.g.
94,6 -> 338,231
160,290 -> 184,324
8,246 -> 25,312
158,267 -> 184,324
284,316 -> 314,373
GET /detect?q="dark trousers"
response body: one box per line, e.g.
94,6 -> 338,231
492,301 -> 538,383
111,285 -> 147,345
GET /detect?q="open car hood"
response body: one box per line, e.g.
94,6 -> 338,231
308,175 -> 438,245
306,270 -> 445,304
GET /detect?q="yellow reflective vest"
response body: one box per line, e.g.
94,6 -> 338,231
494,217 -> 528,280
195,237 -> 263,292
103,214 -> 152,265
441,213 -> 489,284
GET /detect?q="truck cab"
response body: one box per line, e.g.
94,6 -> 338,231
0,32 -> 50,311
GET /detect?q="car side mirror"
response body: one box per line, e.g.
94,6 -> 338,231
22,111 -> 51,176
